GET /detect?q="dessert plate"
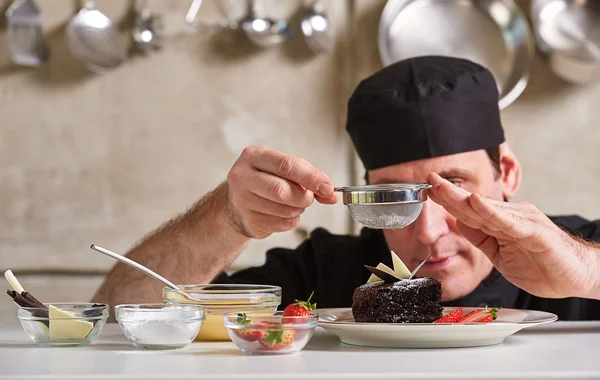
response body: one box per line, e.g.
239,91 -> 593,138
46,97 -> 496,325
317,307 -> 557,348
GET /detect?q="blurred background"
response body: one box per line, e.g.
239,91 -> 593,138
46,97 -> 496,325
1,0 -> 600,321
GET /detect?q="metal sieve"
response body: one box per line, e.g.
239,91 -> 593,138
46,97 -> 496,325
334,183 -> 431,229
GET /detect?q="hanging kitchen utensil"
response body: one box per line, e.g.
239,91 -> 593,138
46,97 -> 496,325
335,183 -> 430,229
531,0 -> 600,84
378,0 -> 534,109
65,0 -> 126,72
132,0 -> 163,53
185,0 -> 293,47
185,0 -> 239,31
5,0 -> 49,66
301,0 -> 333,53
240,0 -> 293,47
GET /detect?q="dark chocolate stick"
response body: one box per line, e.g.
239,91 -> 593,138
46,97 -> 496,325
6,290 -> 50,325
21,292 -> 46,309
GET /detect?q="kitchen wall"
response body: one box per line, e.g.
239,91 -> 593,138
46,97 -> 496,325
1,0 -> 600,321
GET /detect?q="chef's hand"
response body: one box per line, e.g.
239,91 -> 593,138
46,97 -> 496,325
427,172 -> 600,300
225,146 -> 338,239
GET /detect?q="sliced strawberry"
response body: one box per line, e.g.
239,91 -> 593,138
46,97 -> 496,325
457,307 -> 500,323
233,313 -> 264,342
258,325 -> 296,350
282,291 -> 317,323
234,328 -> 263,342
433,307 -> 463,323
474,314 -> 494,323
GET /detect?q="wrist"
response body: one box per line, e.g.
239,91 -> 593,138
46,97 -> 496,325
574,238 -> 600,300
215,182 -> 254,242
587,245 -> 600,300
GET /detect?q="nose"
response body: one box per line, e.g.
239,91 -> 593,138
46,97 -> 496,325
413,199 -> 450,246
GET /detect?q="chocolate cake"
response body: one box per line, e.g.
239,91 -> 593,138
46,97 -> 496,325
352,277 -> 443,323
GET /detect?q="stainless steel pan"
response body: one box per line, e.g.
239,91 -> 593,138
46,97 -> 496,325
531,0 -> 600,84
378,0 -> 534,109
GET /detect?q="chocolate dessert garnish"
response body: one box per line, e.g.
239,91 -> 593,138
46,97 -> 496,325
364,265 -> 401,283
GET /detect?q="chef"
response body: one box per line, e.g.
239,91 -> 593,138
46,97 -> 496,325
93,56 -> 600,320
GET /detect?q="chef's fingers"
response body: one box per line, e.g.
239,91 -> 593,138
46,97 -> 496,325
427,173 -> 529,233
236,191 -> 306,218
428,193 -> 489,231
244,211 -> 301,234
245,147 -> 334,198
315,192 -> 339,205
241,170 -> 315,208
456,220 -> 500,261
468,193 -> 536,240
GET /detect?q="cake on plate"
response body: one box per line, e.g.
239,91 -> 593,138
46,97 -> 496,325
352,277 -> 443,323
351,251 -> 443,323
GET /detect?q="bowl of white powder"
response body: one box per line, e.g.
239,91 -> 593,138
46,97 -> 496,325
114,303 -> 206,349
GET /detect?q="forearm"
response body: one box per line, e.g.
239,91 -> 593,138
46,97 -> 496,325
91,182 -> 250,309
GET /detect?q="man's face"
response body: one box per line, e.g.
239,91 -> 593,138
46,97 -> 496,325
368,150 -> 505,302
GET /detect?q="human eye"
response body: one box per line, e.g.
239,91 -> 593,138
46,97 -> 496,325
445,178 -> 463,187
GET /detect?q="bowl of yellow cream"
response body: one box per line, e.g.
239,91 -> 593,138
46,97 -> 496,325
162,284 -> 281,341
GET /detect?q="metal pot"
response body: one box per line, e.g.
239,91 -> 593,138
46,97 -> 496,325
531,0 -> 600,84
378,0 -> 535,109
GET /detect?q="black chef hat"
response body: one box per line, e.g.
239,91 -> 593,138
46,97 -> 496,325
346,56 -> 505,171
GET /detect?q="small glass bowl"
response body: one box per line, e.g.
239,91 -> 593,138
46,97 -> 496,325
114,303 -> 206,350
223,311 -> 318,355
17,302 -> 109,347
163,284 -> 282,341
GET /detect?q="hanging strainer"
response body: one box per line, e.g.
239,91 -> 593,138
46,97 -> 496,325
334,183 -> 431,229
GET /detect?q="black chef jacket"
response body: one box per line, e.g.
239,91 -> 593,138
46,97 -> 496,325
213,215 -> 600,320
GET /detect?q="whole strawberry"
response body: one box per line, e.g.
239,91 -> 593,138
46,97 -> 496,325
233,313 -> 263,342
282,291 -> 316,323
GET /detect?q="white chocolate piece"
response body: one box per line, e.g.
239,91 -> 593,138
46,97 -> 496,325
390,251 -> 411,279
4,270 -> 25,293
48,305 -> 94,340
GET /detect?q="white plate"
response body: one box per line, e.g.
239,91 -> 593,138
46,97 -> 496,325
317,307 -> 557,348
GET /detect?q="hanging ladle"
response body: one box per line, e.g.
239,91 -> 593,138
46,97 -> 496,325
90,244 -> 199,302
241,0 -> 293,47
301,0 -> 333,53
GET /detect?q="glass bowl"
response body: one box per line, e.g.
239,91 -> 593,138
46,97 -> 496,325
114,303 -> 206,350
163,284 -> 281,341
223,311 -> 318,355
17,302 -> 109,347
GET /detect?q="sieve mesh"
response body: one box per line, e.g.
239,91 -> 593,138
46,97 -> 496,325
347,203 -> 424,229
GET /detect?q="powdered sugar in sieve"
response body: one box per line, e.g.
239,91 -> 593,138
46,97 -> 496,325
335,183 -> 430,229
348,203 -> 423,229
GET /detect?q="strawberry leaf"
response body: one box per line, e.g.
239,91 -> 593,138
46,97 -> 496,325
264,329 -> 283,344
293,290 -> 317,311
236,313 -> 250,325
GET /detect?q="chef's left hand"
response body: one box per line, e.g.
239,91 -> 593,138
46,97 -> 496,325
427,172 -> 600,300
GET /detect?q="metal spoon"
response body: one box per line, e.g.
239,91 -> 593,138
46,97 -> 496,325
301,0 -> 332,53
132,0 -> 162,53
90,244 -> 199,302
66,0 -> 126,72
241,0 -> 293,48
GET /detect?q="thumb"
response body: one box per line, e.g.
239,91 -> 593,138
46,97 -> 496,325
456,220 -> 499,260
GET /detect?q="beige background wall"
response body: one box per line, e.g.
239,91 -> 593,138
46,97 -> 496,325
1,0 -> 600,322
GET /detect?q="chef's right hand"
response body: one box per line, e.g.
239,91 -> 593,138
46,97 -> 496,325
225,146 -> 338,239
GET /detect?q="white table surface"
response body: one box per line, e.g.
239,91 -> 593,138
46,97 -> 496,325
1,321 -> 599,379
